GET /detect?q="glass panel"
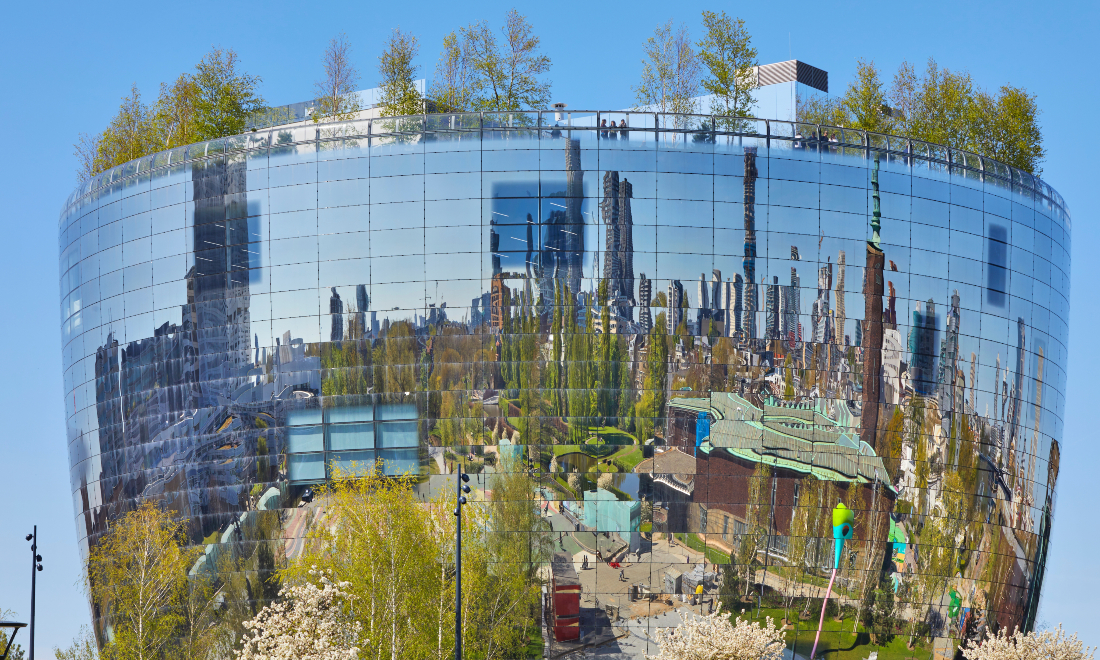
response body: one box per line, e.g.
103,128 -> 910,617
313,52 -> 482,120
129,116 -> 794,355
326,404 -> 374,423
377,420 -> 418,447
328,450 -> 376,475
287,426 -> 323,453
327,423 -> 375,450
287,453 -> 325,481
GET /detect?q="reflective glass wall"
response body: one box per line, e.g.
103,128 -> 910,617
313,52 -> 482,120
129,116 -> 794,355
59,113 -> 1070,658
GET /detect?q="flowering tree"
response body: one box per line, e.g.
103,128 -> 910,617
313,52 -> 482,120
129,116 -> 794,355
597,471 -> 615,491
963,626 -> 1096,660
647,607 -> 785,660
236,568 -> 362,660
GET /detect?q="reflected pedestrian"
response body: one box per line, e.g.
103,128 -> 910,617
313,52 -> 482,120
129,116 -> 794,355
609,120 -> 618,140
620,119 -> 629,140
600,118 -> 608,139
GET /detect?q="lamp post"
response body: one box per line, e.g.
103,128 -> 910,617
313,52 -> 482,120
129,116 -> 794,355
25,527 -> 43,660
1,621 -> 27,660
453,468 -> 471,660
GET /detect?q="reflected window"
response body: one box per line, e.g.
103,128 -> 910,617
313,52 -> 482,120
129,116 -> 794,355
987,224 -> 1008,307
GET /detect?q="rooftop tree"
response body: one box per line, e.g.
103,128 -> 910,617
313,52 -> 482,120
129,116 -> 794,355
697,10 -> 758,129
633,20 -> 702,119
377,28 -> 424,117
314,33 -> 363,123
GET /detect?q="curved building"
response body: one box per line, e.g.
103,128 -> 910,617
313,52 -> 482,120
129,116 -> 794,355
59,112 -> 1070,657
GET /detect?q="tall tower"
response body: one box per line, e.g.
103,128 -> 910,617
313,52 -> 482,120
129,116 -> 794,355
861,154 -> 886,453
564,139 -> 585,294
601,171 -> 636,319
668,280 -> 684,334
731,275 -> 744,339
697,273 -> 709,332
766,276 -> 780,341
638,274 -> 652,334
835,250 -> 846,344
711,269 -> 723,323
330,287 -> 344,341
356,284 -> 369,338
743,149 -> 758,344
783,267 -> 800,346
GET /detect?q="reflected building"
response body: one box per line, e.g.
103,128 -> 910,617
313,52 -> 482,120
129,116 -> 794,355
59,110 -> 1071,656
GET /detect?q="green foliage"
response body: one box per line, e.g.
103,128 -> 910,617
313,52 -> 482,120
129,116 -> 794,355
633,20 -> 701,117
53,625 -> 99,660
860,577 -> 898,645
287,461 -> 546,659
74,47 -> 263,183
314,33 -> 363,123
86,501 -> 225,660
697,10 -> 757,127
799,57 -> 1045,173
378,29 -> 424,117
192,47 -> 265,141
428,9 -> 551,113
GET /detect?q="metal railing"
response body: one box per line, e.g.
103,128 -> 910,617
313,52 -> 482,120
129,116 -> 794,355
61,110 -> 1068,230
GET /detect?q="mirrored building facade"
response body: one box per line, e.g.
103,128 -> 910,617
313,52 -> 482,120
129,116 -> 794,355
59,112 -> 1070,658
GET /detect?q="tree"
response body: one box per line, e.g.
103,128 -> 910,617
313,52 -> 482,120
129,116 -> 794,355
85,84 -> 157,179
378,29 -> 424,117
236,568 -> 362,660
962,625 -> 1096,660
812,56 -> 1046,174
314,33 -> 363,123
697,11 -> 757,127
597,471 -> 614,491
152,74 -> 200,149
970,84 -> 1044,174
74,131 -> 104,184
53,625 -> 100,660
462,10 -> 552,112
286,461 -> 544,660
87,501 -> 197,660
648,609 -> 785,660
193,47 -> 265,140
737,462 -> 772,596
634,20 -> 701,118
859,576 -> 897,646
429,31 -> 478,113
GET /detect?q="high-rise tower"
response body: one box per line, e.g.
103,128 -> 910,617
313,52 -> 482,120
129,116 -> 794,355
601,171 -> 636,319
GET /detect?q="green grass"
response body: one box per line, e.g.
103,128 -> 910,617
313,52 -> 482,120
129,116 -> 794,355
723,605 -> 930,660
675,533 -> 731,565
554,475 -> 579,499
589,426 -> 638,445
523,623 -> 544,658
611,445 -> 646,471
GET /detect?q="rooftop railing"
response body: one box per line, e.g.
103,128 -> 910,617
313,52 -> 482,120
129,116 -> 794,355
61,110 -> 1068,230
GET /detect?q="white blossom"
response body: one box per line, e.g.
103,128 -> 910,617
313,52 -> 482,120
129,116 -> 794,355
647,605 -> 786,660
963,625 -> 1096,660
236,567 -> 363,660
597,471 -> 614,491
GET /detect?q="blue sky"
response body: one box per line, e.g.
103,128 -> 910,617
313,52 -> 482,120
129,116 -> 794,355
0,0 -> 1096,652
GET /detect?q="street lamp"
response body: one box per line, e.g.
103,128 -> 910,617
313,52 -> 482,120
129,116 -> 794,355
0,621 -> 27,660
453,469 -> 471,660
25,527 -> 42,660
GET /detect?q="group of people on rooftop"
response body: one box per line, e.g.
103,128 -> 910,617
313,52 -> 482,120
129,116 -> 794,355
794,130 -> 841,150
599,118 -> 629,140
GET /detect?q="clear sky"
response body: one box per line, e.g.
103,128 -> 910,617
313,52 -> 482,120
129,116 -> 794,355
0,0 -> 1096,653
